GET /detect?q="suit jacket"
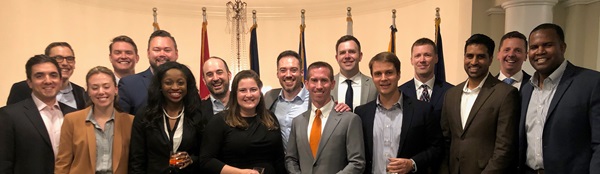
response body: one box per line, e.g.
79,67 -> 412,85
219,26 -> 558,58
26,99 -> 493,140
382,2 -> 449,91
518,62 -> 600,173
0,97 -> 76,174
264,88 -> 282,111
494,70 -> 531,90
440,74 -> 519,174
128,106 -> 205,174
118,68 -> 153,115
6,80 -> 87,110
55,107 -> 134,174
285,107 -> 366,174
332,73 -> 378,109
355,91 -> 443,174
399,78 -> 453,120
200,98 -> 217,121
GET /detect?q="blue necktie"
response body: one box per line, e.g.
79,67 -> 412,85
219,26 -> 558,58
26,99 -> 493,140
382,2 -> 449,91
345,79 -> 353,111
503,78 -> 515,85
419,84 -> 430,102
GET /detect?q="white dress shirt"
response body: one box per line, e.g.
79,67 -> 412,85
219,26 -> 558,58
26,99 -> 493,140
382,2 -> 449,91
337,73 -> 362,110
460,75 -> 488,128
498,70 -> 524,90
307,100 -> 334,139
414,77 -> 435,100
32,94 -> 64,157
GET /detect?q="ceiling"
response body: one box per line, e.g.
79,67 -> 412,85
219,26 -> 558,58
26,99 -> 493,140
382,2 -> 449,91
64,0 -> 421,18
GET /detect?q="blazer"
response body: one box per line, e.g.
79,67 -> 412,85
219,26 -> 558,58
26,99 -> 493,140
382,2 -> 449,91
285,107 -> 366,174
264,88 -> 282,111
494,70 -> 531,90
0,97 -> 76,174
6,80 -> 87,110
118,68 -> 153,115
128,106 -> 206,174
518,62 -> 600,173
200,98 -> 217,121
354,91 -> 443,174
440,74 -> 519,174
332,73 -> 378,109
399,78 -> 453,119
55,107 -> 134,174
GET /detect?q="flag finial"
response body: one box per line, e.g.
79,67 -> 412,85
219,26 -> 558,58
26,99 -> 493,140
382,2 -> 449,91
436,7 -> 440,19
152,7 -> 160,31
392,9 -> 396,28
347,7 -> 352,17
301,9 -> 305,26
252,10 -> 257,25
202,7 -> 207,22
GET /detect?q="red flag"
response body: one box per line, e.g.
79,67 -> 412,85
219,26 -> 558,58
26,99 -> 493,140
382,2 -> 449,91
199,21 -> 210,99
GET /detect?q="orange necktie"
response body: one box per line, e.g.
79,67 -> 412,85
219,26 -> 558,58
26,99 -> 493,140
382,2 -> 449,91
309,109 -> 322,157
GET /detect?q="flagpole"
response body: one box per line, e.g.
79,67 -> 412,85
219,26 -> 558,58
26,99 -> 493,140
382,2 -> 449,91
199,7 -> 211,99
435,7 -> 440,43
346,7 -> 353,36
434,7 -> 446,81
388,9 -> 397,54
299,9 -> 307,81
153,7 -> 160,31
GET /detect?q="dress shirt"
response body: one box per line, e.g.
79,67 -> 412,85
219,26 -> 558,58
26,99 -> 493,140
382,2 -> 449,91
272,87 -> 309,149
32,93 -> 64,157
414,77 -> 435,100
460,75 -> 488,128
56,82 -> 77,109
372,95 -> 404,174
525,60 -> 567,170
85,108 -> 115,173
307,100 -> 334,139
210,95 -> 227,115
163,113 -> 185,153
498,70 -> 524,90
337,74 -> 362,110
115,75 -> 121,85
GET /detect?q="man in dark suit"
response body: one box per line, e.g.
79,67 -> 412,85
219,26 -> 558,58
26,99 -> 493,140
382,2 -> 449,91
200,56 -> 232,120
286,61 -> 365,174
496,31 -> 531,90
118,30 -> 178,115
440,34 -> 519,174
6,42 -> 87,110
399,38 -> 453,118
355,52 -> 443,174
519,23 -> 600,174
0,55 -> 77,174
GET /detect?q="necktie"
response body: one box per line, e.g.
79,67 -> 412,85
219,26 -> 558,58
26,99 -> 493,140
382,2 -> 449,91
503,78 -> 515,85
345,79 -> 354,111
309,109 -> 322,158
420,84 -> 430,102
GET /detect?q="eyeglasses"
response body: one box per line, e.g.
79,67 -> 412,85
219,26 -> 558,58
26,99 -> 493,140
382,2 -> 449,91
51,56 -> 76,63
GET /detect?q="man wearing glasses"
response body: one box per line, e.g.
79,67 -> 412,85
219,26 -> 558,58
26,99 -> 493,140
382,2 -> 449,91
6,42 -> 87,110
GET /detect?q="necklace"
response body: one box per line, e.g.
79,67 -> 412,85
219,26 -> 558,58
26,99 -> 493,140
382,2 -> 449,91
163,107 -> 184,120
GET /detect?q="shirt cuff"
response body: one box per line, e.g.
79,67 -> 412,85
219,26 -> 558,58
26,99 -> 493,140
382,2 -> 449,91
410,159 -> 417,173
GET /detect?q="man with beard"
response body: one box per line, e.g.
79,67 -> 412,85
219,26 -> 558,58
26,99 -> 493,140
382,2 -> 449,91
496,31 -> 530,90
118,30 -> 178,115
200,56 -> 231,119
440,34 -> 519,174
331,35 -> 377,111
109,35 -> 139,84
7,42 -> 87,110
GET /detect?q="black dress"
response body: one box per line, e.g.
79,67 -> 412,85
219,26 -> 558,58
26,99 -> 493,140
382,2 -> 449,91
198,112 -> 285,174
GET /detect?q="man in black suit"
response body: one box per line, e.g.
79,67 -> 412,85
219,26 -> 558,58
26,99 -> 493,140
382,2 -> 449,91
0,55 -> 77,174
355,52 -> 443,174
399,38 -> 453,118
6,42 -> 87,110
200,56 -> 231,119
519,23 -> 600,174
496,31 -> 531,90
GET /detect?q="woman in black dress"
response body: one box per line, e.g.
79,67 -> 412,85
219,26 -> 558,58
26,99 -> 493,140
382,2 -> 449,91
199,70 -> 285,174
129,62 -> 206,174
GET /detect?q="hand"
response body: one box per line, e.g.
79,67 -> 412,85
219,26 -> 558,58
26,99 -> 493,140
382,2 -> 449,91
386,158 -> 414,174
334,103 -> 352,112
174,152 -> 193,169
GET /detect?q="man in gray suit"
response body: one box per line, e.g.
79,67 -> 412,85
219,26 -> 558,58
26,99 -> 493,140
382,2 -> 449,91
331,35 -> 377,111
285,61 -> 365,174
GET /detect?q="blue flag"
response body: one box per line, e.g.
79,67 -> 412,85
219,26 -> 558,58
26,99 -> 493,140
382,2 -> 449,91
434,21 -> 446,81
299,24 -> 307,80
249,24 -> 260,76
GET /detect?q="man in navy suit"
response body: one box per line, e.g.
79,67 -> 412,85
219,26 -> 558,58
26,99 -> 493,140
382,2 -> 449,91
355,52 -> 443,174
399,38 -> 453,118
0,55 -> 76,174
496,31 -> 531,90
118,30 -> 179,115
519,23 -> 600,174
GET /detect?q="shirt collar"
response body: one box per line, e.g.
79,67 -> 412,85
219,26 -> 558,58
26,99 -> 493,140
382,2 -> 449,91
310,98 -> 334,119
31,93 -> 60,111
85,107 -> 116,123
376,93 -> 403,110
499,70 -> 524,82
414,76 -> 435,89
277,85 -> 309,102
210,95 -> 225,105
463,74 -> 489,93
339,73 -> 362,85
60,82 -> 73,94
530,59 -> 568,87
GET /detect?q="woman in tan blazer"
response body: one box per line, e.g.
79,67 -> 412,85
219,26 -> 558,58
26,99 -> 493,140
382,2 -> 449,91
55,66 -> 134,174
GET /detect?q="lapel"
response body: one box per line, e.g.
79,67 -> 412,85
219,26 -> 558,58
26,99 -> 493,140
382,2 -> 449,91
449,82 -> 465,133
266,88 -> 282,111
461,74 -> 496,136
546,62 -> 575,122
520,70 -> 532,90
22,98 -> 52,147
362,102 -> 377,160
430,79 -> 444,108
315,110 -> 342,160
141,68 -> 153,91
297,111 -> 313,161
112,112 -> 125,173
71,83 -> 86,110
360,73 -> 373,104
398,94 -> 414,155
403,80 -> 417,99
85,118 -> 98,170
155,116 -> 171,146
332,74 -> 340,99
178,114 -> 198,152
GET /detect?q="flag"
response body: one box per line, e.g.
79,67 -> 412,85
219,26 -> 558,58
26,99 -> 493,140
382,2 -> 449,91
434,17 -> 446,82
249,23 -> 260,76
388,25 -> 397,54
199,21 -> 210,99
346,16 -> 353,36
299,24 -> 307,80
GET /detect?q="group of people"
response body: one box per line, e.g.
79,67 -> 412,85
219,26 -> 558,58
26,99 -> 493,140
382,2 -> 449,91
0,22 -> 598,174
